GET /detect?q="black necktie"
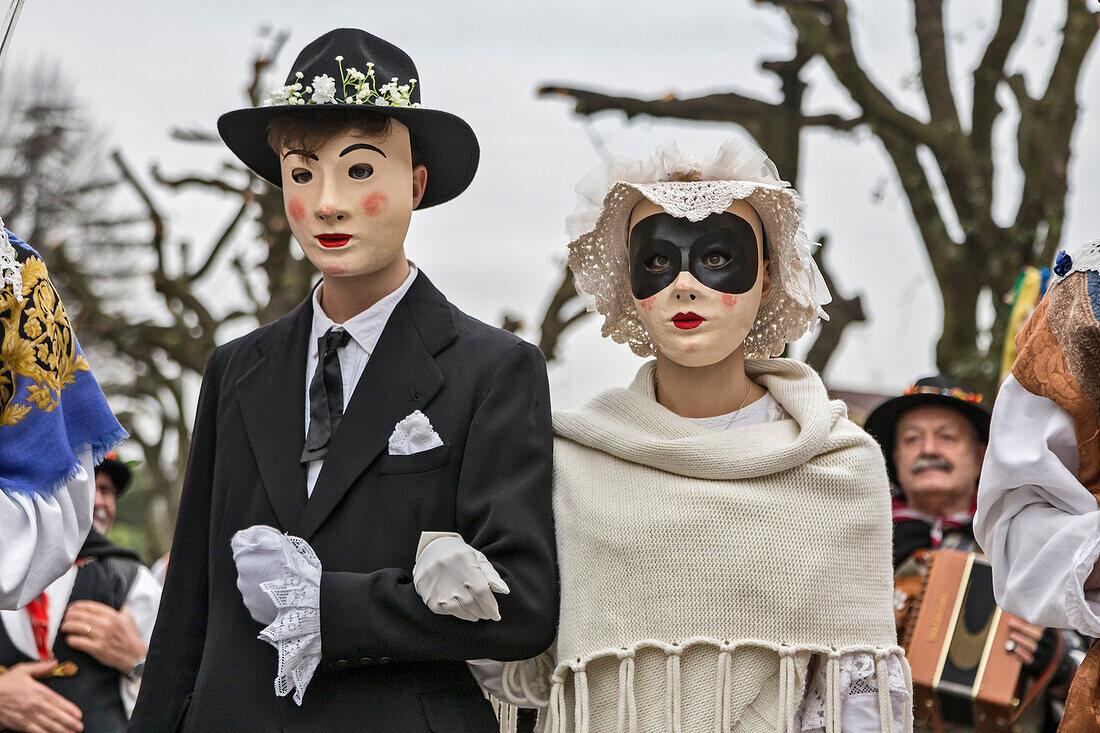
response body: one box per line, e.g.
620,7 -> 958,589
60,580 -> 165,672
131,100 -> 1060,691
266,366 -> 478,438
301,326 -> 352,463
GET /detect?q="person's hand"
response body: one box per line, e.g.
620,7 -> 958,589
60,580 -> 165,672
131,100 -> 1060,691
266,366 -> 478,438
413,536 -> 509,622
231,525 -> 290,625
1085,557 -> 1100,591
0,659 -> 84,733
1006,617 -> 1044,665
60,601 -> 145,674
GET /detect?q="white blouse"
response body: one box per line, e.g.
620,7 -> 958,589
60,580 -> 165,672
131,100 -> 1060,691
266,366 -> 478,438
0,450 -> 94,610
975,374 -> 1100,636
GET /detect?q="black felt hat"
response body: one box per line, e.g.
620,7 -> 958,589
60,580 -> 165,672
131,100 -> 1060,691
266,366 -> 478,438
95,455 -> 133,497
217,28 -> 479,208
863,375 -> 991,484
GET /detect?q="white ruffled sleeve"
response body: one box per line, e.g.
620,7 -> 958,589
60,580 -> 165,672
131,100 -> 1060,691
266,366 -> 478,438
799,652 -> 910,732
0,449 -> 94,610
974,375 -> 1100,635
255,534 -> 323,706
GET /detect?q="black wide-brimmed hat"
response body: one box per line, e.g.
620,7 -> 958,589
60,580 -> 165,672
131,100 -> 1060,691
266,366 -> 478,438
95,453 -> 133,497
863,375 -> 991,483
217,28 -> 479,208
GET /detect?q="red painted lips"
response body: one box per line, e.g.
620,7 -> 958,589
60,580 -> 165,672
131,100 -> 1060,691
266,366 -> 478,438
315,234 -> 351,248
672,312 -> 705,330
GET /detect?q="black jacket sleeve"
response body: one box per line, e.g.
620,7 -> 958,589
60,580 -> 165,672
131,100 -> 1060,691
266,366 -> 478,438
127,350 -> 221,731
319,340 -> 558,665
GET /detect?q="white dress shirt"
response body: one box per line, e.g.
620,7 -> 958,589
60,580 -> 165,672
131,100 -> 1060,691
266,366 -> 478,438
0,450 -> 94,610
975,373 -> 1100,635
0,559 -> 162,716
304,264 -> 418,497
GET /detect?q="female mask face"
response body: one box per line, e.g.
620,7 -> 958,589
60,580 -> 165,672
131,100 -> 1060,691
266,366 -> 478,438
628,198 -> 770,367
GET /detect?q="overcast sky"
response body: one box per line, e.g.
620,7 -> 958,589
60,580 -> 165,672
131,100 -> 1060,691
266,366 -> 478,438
6,0 -> 1099,408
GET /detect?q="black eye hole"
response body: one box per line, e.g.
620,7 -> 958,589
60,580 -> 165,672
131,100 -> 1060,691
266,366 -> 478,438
291,169 -> 313,184
702,251 -> 731,268
645,253 -> 671,273
348,164 -> 374,180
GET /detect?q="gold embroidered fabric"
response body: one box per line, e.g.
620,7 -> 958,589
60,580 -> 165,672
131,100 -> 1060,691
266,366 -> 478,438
1,255 -> 90,427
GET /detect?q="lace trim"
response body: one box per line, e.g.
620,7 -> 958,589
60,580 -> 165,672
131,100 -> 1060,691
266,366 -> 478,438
256,534 -> 323,706
0,221 -> 23,302
566,139 -> 832,360
1066,531 -> 1100,638
798,652 -> 910,731
1054,238 -> 1100,281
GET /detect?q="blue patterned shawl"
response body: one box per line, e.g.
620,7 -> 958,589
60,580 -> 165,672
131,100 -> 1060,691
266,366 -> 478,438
0,231 -> 127,496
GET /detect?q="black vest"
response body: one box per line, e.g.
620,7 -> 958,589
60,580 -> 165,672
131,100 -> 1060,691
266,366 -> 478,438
0,533 -> 141,733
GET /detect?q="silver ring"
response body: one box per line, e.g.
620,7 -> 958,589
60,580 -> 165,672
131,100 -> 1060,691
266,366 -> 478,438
1005,640 -> 1018,653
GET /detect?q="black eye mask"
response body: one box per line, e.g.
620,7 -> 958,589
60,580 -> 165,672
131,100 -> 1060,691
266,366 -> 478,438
627,212 -> 761,300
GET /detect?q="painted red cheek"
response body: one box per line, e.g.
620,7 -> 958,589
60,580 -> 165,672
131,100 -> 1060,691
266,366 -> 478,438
287,197 -> 306,222
638,296 -> 656,311
361,192 -> 389,217
722,293 -> 739,307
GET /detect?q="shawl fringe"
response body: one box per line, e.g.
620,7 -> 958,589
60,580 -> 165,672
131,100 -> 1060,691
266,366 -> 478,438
494,639 -> 912,733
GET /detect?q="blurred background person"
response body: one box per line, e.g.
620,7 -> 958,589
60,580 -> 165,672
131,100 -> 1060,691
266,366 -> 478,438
0,453 -> 159,732
865,376 -> 1080,732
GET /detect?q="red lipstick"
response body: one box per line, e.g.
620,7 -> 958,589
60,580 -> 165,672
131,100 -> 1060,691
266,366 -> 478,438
672,312 -> 705,330
315,233 -> 351,248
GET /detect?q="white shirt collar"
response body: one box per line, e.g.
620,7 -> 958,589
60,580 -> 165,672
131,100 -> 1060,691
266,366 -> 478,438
309,263 -> 419,359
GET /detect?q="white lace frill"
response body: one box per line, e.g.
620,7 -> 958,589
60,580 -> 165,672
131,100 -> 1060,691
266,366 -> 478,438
798,652 -> 910,732
257,534 -> 323,706
0,220 -> 22,302
1053,237 -> 1100,281
566,139 -> 832,359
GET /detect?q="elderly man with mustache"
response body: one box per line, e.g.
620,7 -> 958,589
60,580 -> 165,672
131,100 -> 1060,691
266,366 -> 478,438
863,376 -> 1078,732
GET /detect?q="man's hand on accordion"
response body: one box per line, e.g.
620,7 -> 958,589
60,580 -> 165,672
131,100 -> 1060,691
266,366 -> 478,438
1005,617 -> 1043,665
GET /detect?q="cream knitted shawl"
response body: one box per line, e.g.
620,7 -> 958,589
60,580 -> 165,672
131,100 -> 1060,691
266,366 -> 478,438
537,358 -> 910,733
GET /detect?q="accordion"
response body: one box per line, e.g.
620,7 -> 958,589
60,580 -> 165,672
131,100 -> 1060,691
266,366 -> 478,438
897,548 -> 1025,732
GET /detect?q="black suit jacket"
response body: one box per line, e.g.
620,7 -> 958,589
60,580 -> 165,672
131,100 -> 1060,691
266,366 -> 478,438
128,273 -> 558,732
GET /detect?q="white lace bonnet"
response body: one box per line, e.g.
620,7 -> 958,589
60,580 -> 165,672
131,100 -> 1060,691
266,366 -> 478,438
566,138 -> 831,358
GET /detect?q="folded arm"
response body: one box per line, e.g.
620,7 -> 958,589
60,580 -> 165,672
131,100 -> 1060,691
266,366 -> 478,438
318,341 -> 558,664
975,375 -> 1100,635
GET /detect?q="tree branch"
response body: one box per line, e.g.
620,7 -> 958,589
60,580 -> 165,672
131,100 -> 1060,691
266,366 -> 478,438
971,0 -> 1028,158
803,236 -> 865,374
149,164 -> 248,196
913,0 -> 961,126
191,200 -> 250,280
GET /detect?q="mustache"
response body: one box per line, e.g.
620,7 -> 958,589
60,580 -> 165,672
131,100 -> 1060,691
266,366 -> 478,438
909,456 -> 954,474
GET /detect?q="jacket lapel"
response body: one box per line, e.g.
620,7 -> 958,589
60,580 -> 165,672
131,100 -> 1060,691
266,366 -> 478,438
298,272 -> 456,540
236,298 -> 313,534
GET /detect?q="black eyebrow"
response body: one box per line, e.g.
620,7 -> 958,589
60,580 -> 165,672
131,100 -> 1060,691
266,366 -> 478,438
283,149 -> 318,160
339,143 -> 386,158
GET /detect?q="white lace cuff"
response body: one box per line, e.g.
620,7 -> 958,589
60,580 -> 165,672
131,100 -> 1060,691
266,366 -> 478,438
256,534 -> 323,706
1067,532 -> 1100,638
799,652 -> 910,732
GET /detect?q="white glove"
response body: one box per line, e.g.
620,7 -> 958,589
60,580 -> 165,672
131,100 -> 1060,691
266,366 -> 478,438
231,525 -> 290,625
413,535 -> 510,622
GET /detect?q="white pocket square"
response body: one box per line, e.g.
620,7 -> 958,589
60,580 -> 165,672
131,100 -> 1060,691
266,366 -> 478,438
388,410 -> 445,456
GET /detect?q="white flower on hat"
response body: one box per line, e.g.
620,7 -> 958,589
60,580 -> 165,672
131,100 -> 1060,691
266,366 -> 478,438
311,74 -> 337,104
567,138 -> 832,359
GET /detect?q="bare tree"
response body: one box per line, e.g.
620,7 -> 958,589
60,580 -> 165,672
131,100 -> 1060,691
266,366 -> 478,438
535,0 -> 1098,393
4,31 -> 309,555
